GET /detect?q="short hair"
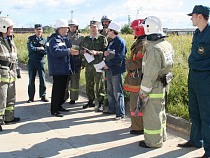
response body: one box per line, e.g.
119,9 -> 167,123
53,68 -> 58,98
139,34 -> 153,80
203,15 -> 209,21
110,29 -> 118,35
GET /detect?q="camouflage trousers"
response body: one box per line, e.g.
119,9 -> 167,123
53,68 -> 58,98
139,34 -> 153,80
85,64 -> 104,102
0,81 -> 16,124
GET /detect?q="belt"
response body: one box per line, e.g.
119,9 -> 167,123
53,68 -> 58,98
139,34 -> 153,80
0,60 -> 11,66
190,69 -> 210,72
0,60 -> 14,69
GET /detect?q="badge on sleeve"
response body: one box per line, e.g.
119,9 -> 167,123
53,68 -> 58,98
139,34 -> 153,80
198,47 -> 205,54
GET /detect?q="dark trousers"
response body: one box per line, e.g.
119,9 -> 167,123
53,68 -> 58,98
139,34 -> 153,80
188,70 -> 210,155
28,59 -> 46,100
51,75 -> 68,114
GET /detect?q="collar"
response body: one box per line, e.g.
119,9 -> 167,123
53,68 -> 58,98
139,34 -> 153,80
89,33 -> 100,39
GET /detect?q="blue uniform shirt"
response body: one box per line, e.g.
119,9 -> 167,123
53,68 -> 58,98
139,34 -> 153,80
27,35 -> 47,61
188,23 -> 210,70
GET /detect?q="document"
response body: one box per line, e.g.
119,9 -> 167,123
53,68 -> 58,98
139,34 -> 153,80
94,61 -> 106,72
84,53 -> 95,63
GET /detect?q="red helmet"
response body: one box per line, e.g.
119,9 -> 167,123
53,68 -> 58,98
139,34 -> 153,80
130,19 -> 145,36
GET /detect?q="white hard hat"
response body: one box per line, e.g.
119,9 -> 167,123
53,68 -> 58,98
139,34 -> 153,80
68,19 -> 79,26
55,18 -> 68,28
0,17 -> 15,33
108,22 -> 121,33
141,16 -> 163,35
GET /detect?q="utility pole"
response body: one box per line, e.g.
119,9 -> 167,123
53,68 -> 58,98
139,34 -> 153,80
71,10 -> 74,20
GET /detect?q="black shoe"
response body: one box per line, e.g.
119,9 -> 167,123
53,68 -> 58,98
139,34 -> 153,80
59,107 -> 70,112
52,112 -> 63,117
201,153 -> 210,158
69,100 -> 75,104
41,96 -> 49,102
139,141 -> 151,148
83,100 -> 95,109
103,111 -> 114,115
5,117 -> 20,124
177,141 -> 195,148
27,99 -> 34,103
0,125 -> 2,132
130,130 -> 144,135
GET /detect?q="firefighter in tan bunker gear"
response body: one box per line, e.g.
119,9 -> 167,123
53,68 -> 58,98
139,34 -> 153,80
138,16 -> 174,148
0,17 -> 20,131
123,19 -> 145,135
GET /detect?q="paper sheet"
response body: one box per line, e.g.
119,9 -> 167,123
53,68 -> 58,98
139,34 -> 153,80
84,53 -> 95,63
94,61 -> 106,72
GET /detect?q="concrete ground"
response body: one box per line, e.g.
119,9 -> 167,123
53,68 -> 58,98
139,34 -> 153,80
0,68 -> 204,158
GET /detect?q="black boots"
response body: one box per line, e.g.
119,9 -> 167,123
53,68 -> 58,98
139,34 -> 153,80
83,100 -> 95,109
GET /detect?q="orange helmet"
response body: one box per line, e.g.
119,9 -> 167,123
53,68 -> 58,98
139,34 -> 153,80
130,19 -> 145,36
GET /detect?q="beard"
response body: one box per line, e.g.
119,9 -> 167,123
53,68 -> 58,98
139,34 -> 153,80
103,24 -> 108,28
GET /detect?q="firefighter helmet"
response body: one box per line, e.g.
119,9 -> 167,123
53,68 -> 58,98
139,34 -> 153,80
101,15 -> 112,22
141,16 -> 163,35
68,19 -> 79,26
130,19 -> 145,36
0,17 -> 15,33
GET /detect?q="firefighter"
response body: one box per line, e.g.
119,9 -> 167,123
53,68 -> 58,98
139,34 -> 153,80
123,19 -> 145,134
65,19 -> 84,104
0,17 -> 20,131
138,16 -> 174,148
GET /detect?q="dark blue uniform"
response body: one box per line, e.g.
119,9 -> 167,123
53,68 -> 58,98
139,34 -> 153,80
188,23 -> 210,155
27,35 -> 47,100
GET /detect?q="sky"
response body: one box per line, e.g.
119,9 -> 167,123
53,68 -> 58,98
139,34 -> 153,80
0,0 -> 209,29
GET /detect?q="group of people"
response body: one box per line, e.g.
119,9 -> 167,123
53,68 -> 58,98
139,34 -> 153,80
0,4 -> 209,158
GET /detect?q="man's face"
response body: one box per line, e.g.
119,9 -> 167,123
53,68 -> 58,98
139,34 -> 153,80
191,13 -> 199,26
102,20 -> 110,28
59,27 -> 69,36
35,28 -> 43,36
69,25 -> 77,33
107,29 -> 114,38
7,26 -> 13,36
90,25 -> 98,35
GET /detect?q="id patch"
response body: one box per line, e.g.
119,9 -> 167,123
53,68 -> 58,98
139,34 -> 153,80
198,47 -> 205,54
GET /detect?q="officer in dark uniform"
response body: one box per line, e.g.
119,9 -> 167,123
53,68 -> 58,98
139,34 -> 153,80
177,5 -> 210,158
27,24 -> 49,103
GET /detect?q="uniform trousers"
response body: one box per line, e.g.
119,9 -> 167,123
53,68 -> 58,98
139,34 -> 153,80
130,92 -> 143,130
188,70 -> 210,155
142,81 -> 166,147
28,59 -> 46,100
51,75 -> 68,114
0,81 -> 16,124
85,64 -> 104,102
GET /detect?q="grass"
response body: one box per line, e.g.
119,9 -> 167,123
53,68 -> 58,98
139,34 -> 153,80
14,33 -> 192,120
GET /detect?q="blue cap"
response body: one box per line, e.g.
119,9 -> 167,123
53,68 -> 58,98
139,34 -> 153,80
34,24 -> 42,29
187,5 -> 209,16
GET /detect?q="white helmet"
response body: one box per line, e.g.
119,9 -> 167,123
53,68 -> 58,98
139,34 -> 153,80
68,19 -> 79,26
108,22 -> 121,33
141,16 -> 163,35
0,17 -> 15,33
55,18 -> 68,28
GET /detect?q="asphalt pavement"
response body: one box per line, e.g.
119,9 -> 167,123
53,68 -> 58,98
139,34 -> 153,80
0,67 -> 204,158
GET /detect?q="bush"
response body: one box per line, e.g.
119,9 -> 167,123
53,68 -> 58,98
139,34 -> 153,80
121,24 -> 133,34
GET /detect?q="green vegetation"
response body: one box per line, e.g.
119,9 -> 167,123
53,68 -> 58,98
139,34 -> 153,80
14,33 -> 192,120
121,24 -> 133,35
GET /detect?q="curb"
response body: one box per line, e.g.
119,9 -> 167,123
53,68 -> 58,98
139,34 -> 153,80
19,63 -> 191,136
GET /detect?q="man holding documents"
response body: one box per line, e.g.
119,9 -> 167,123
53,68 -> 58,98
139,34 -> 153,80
103,22 -> 127,120
82,20 -> 108,110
